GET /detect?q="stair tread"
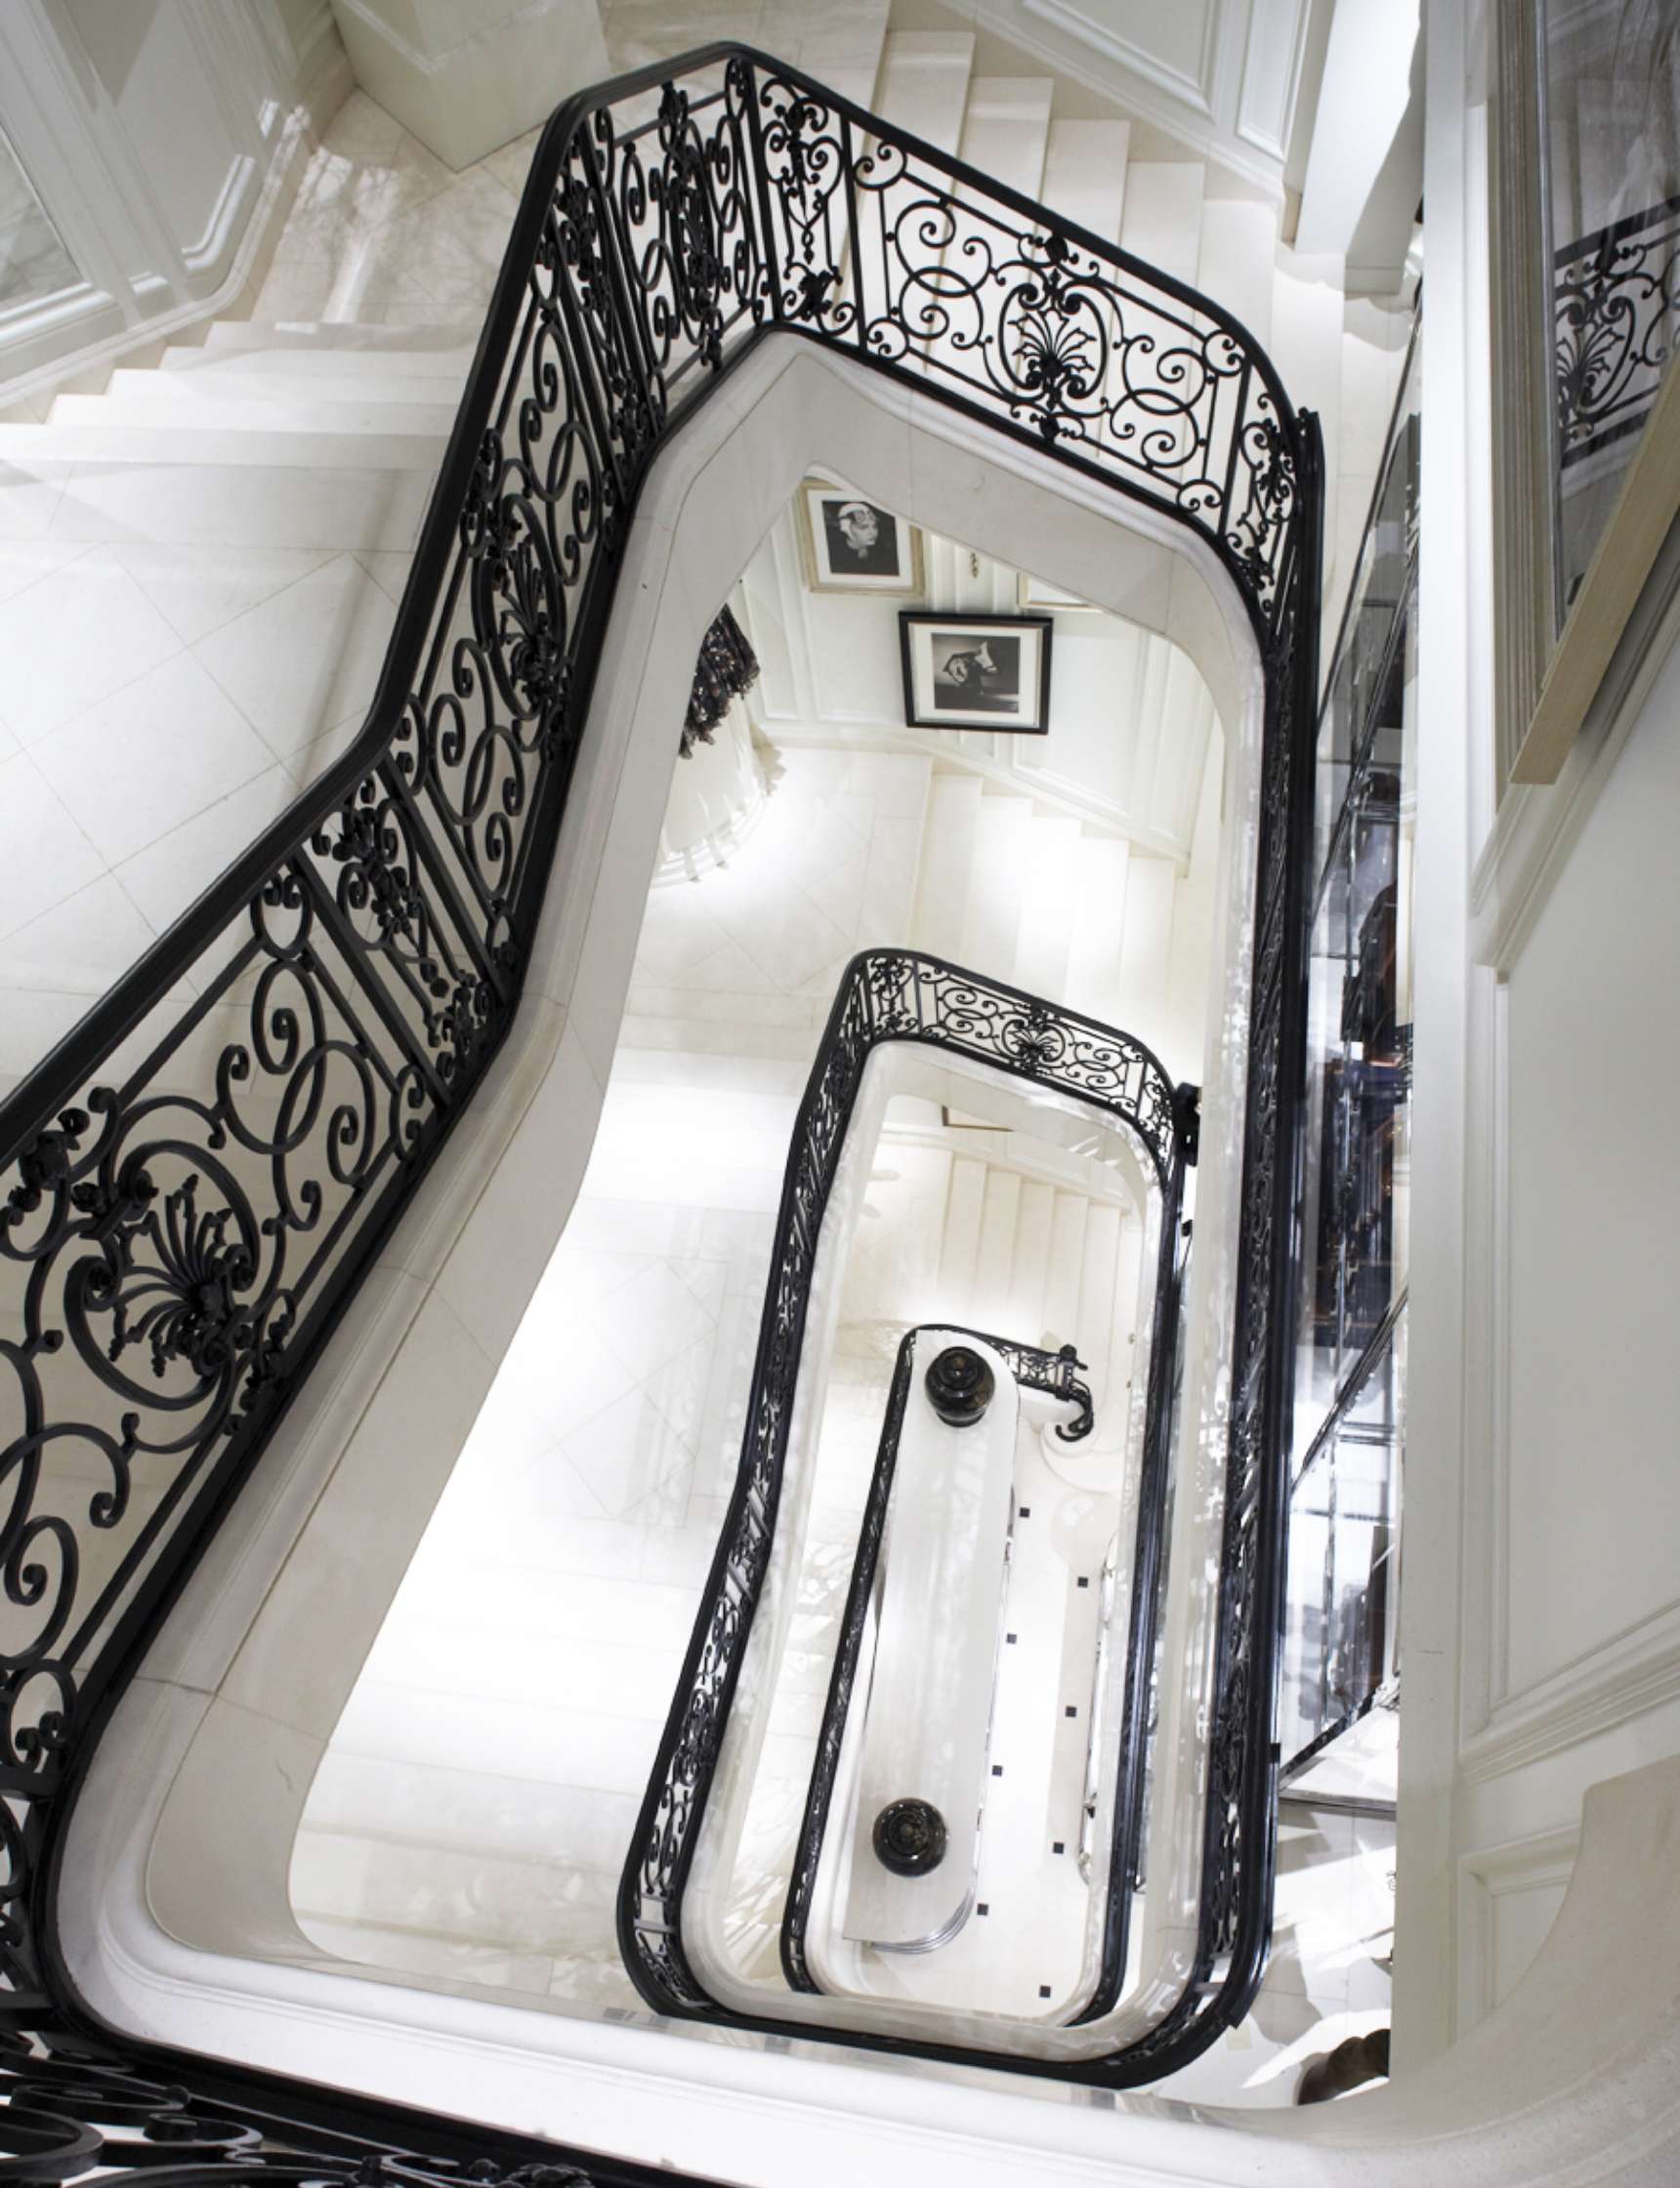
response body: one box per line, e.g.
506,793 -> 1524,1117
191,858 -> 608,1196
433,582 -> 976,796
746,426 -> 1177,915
911,773 -> 983,961
1196,196 -> 1279,348
0,420 -> 443,468
958,77 -> 1054,201
875,30 -> 975,156
201,319 -> 480,356
144,361 -> 470,403
959,795 -> 1032,977
1065,836 -> 1130,1027
1040,119 -> 1131,246
1117,162 -> 1205,288
1013,816 -> 1081,1004
50,390 -> 460,437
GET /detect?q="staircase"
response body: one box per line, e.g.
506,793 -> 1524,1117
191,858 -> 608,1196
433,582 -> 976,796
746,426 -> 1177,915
836,1124 -> 1143,1461
908,772 -> 1206,1081
872,27 -> 1410,629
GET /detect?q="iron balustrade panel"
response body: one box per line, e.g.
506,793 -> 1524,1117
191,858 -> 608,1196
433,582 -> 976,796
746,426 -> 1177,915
619,951 -> 1214,2075
0,39 -> 1320,2147
744,63 -> 1300,627
779,1322 -> 1092,1996
681,604 -> 761,755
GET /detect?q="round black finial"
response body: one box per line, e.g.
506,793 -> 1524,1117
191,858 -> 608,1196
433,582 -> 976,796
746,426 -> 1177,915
872,1798 -> 948,1876
924,1343 -> 995,1426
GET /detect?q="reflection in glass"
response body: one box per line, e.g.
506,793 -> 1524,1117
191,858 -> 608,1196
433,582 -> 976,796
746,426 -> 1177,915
1286,319 -> 1417,1791
1540,0 -> 1680,617
0,123 -> 81,316
1280,1311 -> 1405,1776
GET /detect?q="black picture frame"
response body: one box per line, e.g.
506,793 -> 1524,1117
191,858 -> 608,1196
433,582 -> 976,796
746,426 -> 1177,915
899,610 -> 1054,734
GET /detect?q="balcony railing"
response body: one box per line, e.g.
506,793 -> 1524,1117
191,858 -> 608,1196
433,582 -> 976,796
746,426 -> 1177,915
0,38 -> 1321,2169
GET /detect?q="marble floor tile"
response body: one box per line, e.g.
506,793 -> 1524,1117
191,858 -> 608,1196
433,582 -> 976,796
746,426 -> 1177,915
112,541 -> 336,646
32,652 -> 273,865
0,553 -> 182,746
561,1385 -> 696,1518
194,552 -> 399,762
589,1257 -> 720,1381
0,873 -> 158,996
0,756 -> 104,937
114,767 -> 301,939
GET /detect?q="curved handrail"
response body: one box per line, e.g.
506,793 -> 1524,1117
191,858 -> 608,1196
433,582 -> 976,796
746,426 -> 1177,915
0,38 -> 1321,2147
618,950 -> 1195,2067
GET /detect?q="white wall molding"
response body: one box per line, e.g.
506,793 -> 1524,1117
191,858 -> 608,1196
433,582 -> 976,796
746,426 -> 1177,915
1019,0 -> 1221,119
925,0 -> 1313,199
1461,1603 -> 1680,1787
1470,526 -> 1680,973
1454,1824 -> 1579,2029
329,0 -> 609,172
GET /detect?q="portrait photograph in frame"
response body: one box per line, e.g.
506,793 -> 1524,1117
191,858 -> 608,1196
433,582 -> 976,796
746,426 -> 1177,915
899,611 -> 1054,733
796,479 -> 924,595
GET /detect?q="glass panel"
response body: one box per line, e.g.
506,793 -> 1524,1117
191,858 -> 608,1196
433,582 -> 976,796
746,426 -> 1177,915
1314,333 -> 1420,879
1298,565 -> 1417,1452
1540,0 -> 1680,619
1280,1310 -> 1406,1776
0,122 -> 82,316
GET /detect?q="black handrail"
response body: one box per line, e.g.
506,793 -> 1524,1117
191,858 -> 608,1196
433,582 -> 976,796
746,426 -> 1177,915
616,957 -> 1206,2075
0,39 -> 1320,2165
778,1319 -> 1095,1997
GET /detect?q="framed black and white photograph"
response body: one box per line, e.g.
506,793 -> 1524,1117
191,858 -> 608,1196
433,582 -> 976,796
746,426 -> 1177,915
797,480 -> 923,595
899,611 -> 1053,734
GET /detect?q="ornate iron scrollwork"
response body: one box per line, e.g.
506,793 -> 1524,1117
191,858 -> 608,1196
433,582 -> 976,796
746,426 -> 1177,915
0,33 -> 1319,2146
681,604 -> 760,756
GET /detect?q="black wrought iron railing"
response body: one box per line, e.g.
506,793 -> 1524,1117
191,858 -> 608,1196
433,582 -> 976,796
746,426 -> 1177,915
681,604 -> 760,756
0,38 -> 1320,2165
618,951 -> 1202,2073
1554,191 -> 1680,470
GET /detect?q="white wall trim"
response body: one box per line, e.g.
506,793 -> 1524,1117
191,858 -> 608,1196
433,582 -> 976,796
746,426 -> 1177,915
1461,1602 -> 1680,1786
1454,1824 -> 1579,2029
1470,521 -> 1680,974
1019,0 -> 1220,119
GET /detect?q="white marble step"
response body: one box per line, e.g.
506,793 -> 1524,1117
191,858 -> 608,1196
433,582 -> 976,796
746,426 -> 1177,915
911,771 -> 983,962
0,420 -> 443,470
960,793 -> 1032,977
1038,119 -> 1130,246
49,387 -> 460,438
1269,245 -> 1346,601
1006,1178 -> 1056,1346
1074,1200 -> 1123,1407
1064,835 -> 1130,1028
1117,162 -> 1205,288
1013,815 -> 1081,1003
973,1166 -> 1023,1332
1114,852 -> 1176,1062
134,362 -> 469,407
1196,196 -> 1279,347
873,30 -> 975,154
939,1155 -> 988,1322
28,459 -> 431,549
1041,1190 -> 1088,1354
957,77 -> 1053,201
200,320 -> 479,358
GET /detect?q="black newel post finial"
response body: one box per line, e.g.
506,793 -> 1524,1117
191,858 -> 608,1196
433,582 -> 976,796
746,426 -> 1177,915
872,1798 -> 948,1875
924,1343 -> 995,1426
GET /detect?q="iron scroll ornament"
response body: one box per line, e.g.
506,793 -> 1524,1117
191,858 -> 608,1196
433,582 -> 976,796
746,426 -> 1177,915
0,36 -> 1319,2152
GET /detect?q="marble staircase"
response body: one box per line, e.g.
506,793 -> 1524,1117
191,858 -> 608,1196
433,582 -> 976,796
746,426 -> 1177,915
909,771 -> 1197,1080
870,24 -> 1412,631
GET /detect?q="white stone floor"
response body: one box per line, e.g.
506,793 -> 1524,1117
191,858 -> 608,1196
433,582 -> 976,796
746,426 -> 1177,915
291,736 -> 924,2004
